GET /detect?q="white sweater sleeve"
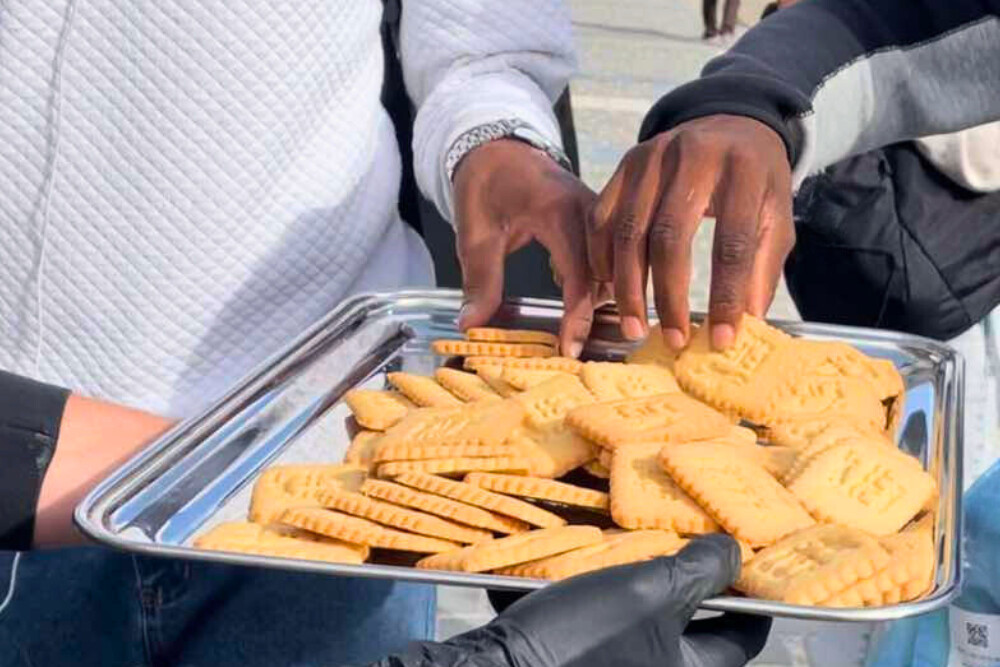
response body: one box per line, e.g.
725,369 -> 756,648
400,0 -> 577,222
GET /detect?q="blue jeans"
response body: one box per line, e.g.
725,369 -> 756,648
0,547 -> 435,667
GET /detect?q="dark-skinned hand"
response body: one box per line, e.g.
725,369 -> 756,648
588,114 -> 794,350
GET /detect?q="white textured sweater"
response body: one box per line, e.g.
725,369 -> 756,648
0,0 -> 574,417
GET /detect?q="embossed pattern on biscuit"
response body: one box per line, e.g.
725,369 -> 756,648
566,392 -> 731,449
787,442 -> 936,536
581,362 -> 680,402
735,524 -> 892,605
610,443 -> 719,534
659,443 -> 815,547
434,368 -> 501,402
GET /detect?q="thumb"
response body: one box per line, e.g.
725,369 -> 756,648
666,534 -> 743,620
681,613 -> 773,667
456,215 -> 507,331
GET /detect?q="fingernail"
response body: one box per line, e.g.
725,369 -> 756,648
566,340 -> 584,359
663,327 -> 686,351
458,303 -> 472,329
711,323 -> 736,350
621,316 -> 645,341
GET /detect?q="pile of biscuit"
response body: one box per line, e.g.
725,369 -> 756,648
196,317 -> 938,608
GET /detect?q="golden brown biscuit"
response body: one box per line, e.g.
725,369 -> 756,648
659,443 -> 815,547
344,390 -> 415,431
464,472 -> 610,511
194,522 -> 369,564
392,472 -> 566,528
610,442 -> 719,534
249,464 -> 366,525
566,392 -> 731,450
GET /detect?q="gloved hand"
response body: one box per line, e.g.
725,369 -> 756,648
366,534 -> 771,667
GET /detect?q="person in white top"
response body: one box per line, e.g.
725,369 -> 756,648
0,1 -> 598,665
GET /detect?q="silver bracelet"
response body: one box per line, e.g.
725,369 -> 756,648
446,119 -> 572,181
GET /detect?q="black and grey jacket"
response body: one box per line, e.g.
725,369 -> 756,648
641,0 -> 1000,340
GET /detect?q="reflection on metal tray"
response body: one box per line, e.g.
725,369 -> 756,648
75,289 -> 963,622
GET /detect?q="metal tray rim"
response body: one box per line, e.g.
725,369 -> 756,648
75,289 -> 964,622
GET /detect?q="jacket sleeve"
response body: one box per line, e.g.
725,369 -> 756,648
639,0 -> 1000,187
0,371 -> 68,550
400,0 -> 577,220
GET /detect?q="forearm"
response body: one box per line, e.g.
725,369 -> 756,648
34,393 -> 173,548
640,0 -> 1000,186
400,0 -> 576,219
0,370 -> 172,550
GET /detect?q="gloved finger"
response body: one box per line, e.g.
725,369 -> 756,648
681,613 -> 773,667
665,534 -> 743,621
487,588 -> 528,615
456,216 -> 507,332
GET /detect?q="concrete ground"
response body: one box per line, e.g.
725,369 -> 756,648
436,0 -> 806,655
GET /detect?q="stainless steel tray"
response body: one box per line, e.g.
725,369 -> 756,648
76,289 -> 963,622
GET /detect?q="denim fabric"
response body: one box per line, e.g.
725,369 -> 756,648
0,547 -> 435,667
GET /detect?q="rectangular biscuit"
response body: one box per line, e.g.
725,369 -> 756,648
344,389 -> 415,431
466,327 -> 559,347
280,507 -> 460,553
673,315 -> 794,420
735,524 -> 892,605
434,368 -> 501,402
377,456 -> 533,478
787,441 -> 936,536
391,472 -> 566,528
373,442 -> 521,464
580,362 -> 680,401
313,487 -> 492,544
432,340 -> 555,358
387,372 -> 464,407
360,479 -> 530,534
502,367 -> 575,391
610,442 -> 719,534
497,529 -> 688,580
416,525 -> 603,573
566,392 -> 731,449
464,472 -> 609,511
464,356 -> 583,373
194,522 -> 369,564
376,400 -> 525,450
249,463 -> 367,525
659,443 -> 815,547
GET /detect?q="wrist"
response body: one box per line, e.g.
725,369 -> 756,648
447,120 -> 571,183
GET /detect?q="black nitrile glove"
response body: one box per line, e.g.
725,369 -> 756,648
364,534 -> 771,667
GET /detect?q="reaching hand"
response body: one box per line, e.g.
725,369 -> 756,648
588,114 -> 794,350
452,139 -> 601,358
